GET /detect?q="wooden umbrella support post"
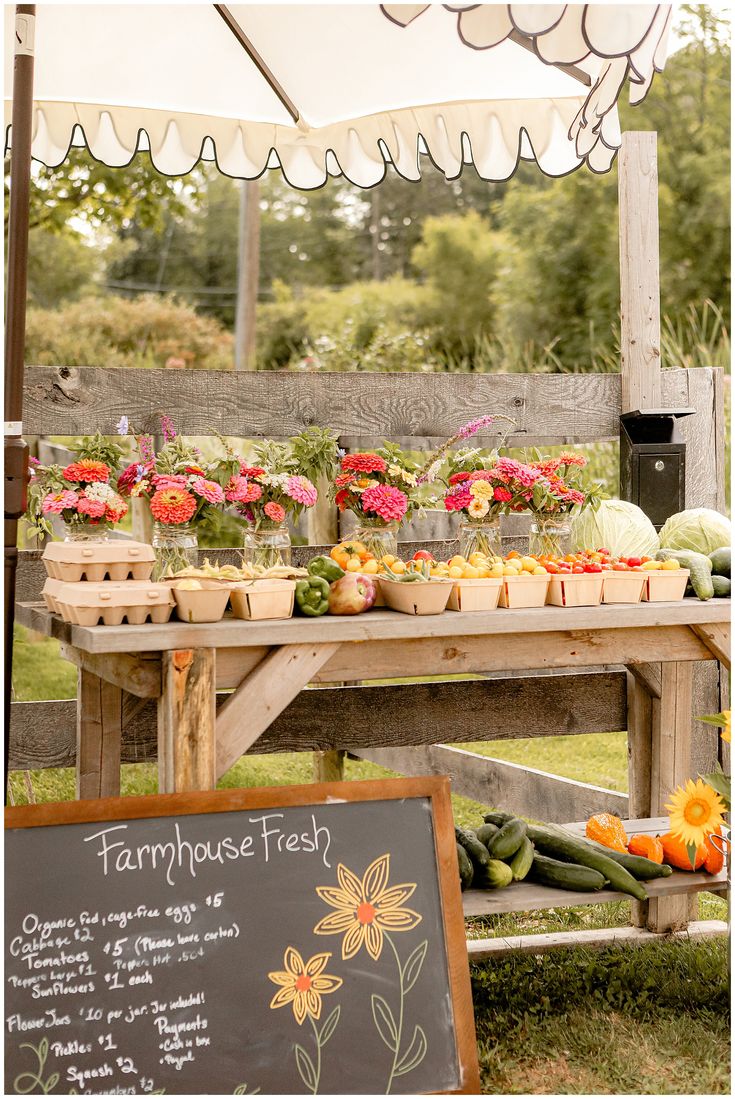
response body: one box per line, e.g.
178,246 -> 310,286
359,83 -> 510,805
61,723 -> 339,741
4,4 -> 36,777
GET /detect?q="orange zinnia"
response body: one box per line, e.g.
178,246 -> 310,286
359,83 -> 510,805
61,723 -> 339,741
313,853 -> 421,961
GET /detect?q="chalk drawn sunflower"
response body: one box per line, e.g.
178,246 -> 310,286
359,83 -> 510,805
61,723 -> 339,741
268,948 -> 342,1025
314,853 -> 421,961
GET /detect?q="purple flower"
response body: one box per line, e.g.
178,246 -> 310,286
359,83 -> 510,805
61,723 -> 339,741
337,448 -> 346,459
139,435 -> 154,462
456,415 -> 494,441
160,415 -> 177,443
116,415 -> 129,436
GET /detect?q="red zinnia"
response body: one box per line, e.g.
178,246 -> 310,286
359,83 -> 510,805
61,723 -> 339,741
240,465 -> 266,479
448,472 -> 471,485
335,472 -> 357,487
341,453 -> 387,474
493,487 -> 513,503
62,459 -> 110,484
149,486 -> 197,525
335,489 -> 350,511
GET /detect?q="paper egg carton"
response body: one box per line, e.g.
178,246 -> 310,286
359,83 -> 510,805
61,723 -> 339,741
50,581 -> 175,626
42,540 -> 156,582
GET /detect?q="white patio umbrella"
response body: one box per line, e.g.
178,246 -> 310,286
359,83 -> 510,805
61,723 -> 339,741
4,3 -> 672,185
3,3 -> 672,754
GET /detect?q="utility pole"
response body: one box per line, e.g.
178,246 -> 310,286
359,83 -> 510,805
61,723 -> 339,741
234,179 -> 261,370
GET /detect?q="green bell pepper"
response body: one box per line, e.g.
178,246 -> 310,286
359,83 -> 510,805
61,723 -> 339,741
295,575 -> 330,616
307,555 -> 345,583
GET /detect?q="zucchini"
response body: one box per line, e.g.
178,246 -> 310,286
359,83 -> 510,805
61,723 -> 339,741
656,549 -> 714,600
509,836 -> 534,881
473,858 -> 513,890
526,824 -> 648,901
531,853 -> 606,892
456,843 -> 474,891
455,826 -> 490,870
475,823 -> 499,849
483,810 -> 515,827
487,818 -> 528,860
578,836 -> 673,880
709,546 -> 731,578
712,575 -> 731,598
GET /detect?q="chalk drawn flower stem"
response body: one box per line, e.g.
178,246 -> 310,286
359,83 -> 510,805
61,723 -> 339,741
13,1039 -> 60,1094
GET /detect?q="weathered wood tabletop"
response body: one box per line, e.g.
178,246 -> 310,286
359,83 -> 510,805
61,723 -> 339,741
16,597 -> 730,936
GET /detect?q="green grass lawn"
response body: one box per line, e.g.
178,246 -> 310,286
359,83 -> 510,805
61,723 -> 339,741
9,627 -> 731,1094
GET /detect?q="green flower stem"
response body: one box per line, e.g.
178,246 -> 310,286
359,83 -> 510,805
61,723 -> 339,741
309,1012 -> 322,1095
384,934 -> 404,1096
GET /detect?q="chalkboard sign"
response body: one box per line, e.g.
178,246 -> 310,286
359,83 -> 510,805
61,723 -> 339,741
5,777 -> 478,1095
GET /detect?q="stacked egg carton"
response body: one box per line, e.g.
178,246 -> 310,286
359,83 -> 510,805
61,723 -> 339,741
41,542 -> 175,626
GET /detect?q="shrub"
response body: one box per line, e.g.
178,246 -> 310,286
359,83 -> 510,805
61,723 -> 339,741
25,294 -> 234,370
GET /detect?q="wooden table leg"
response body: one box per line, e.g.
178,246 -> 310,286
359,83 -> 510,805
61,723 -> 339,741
76,668 -> 122,800
313,750 -> 345,782
158,649 -> 216,793
626,668 -> 655,927
648,661 -> 696,932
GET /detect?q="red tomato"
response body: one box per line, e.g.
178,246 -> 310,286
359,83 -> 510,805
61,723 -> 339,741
572,565 -> 585,574
597,548 -> 610,555
545,562 -> 560,573
627,557 -> 642,567
584,563 -> 603,573
613,562 -> 628,571
413,550 -> 434,562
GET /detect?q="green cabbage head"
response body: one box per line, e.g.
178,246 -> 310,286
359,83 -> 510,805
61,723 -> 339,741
571,500 -> 660,557
658,508 -> 731,555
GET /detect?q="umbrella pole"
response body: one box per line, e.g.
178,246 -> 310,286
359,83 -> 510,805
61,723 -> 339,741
4,4 -> 36,789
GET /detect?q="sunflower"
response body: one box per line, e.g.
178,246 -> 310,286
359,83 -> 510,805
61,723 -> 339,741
665,778 -> 727,848
313,853 -> 421,961
268,948 -> 342,1025
721,710 -> 731,744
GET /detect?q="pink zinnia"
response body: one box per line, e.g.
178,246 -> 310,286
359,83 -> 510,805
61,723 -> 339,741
286,475 -> 317,508
492,457 -> 523,481
444,488 -> 472,512
192,477 -> 225,504
42,489 -> 79,514
467,469 -> 494,482
493,487 -> 513,503
361,484 -> 408,522
152,473 -> 188,490
77,496 -> 107,519
264,501 -> 286,523
226,477 -> 262,504
516,465 -> 543,488
563,489 -> 586,506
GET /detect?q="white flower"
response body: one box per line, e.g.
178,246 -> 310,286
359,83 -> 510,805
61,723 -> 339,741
84,482 -> 115,502
468,497 -> 490,519
422,460 -> 442,485
258,472 -> 290,489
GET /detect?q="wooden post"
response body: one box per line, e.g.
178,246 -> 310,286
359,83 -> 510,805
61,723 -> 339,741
158,649 -> 216,792
647,662 -> 696,932
618,131 -> 662,411
76,669 -> 122,799
235,180 -> 260,371
307,475 -> 339,546
626,667 -> 655,927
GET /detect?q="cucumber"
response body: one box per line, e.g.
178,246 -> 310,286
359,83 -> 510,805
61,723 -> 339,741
455,826 -> 490,870
473,858 -> 513,890
509,836 -> 534,881
578,836 -> 673,880
456,843 -> 474,891
525,824 -> 648,901
475,823 -> 499,849
530,853 -> 606,892
712,575 -> 731,598
656,549 -> 713,600
487,818 -> 528,860
709,546 -> 731,578
483,810 -> 515,827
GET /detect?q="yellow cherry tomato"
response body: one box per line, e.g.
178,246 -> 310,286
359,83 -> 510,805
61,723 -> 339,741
642,559 -> 663,570
521,556 -> 537,572
502,566 -> 518,576
449,555 -> 466,567
489,564 -> 504,578
391,560 -> 406,574
345,558 -> 362,572
448,565 -> 464,579
477,567 -> 491,578
533,566 -> 548,575
462,565 -> 480,579
361,558 -> 379,574
661,559 -> 680,571
381,553 -> 396,565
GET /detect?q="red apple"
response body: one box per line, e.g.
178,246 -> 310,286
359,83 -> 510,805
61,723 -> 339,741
327,573 -> 377,615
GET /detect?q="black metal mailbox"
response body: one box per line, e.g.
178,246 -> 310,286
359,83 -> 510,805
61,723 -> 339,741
619,408 -> 695,530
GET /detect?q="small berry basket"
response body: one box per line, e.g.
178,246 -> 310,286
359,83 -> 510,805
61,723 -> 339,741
642,568 -> 690,602
601,571 -> 647,604
447,577 -> 502,612
547,573 -> 604,608
498,573 -> 551,609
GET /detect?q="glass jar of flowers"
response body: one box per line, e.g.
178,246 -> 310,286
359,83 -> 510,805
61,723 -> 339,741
222,428 -> 339,570
332,443 -> 422,559
116,416 -> 237,578
25,433 -> 129,542
525,451 -> 607,557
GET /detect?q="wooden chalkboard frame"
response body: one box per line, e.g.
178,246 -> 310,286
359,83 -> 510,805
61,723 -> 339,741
5,775 -> 480,1095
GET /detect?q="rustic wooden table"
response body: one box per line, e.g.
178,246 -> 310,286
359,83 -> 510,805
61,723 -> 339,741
17,597 -> 730,938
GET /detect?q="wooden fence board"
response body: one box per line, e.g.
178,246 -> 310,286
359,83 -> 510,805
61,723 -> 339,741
8,670 -> 627,771
349,744 -> 629,822
22,365 -> 690,441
